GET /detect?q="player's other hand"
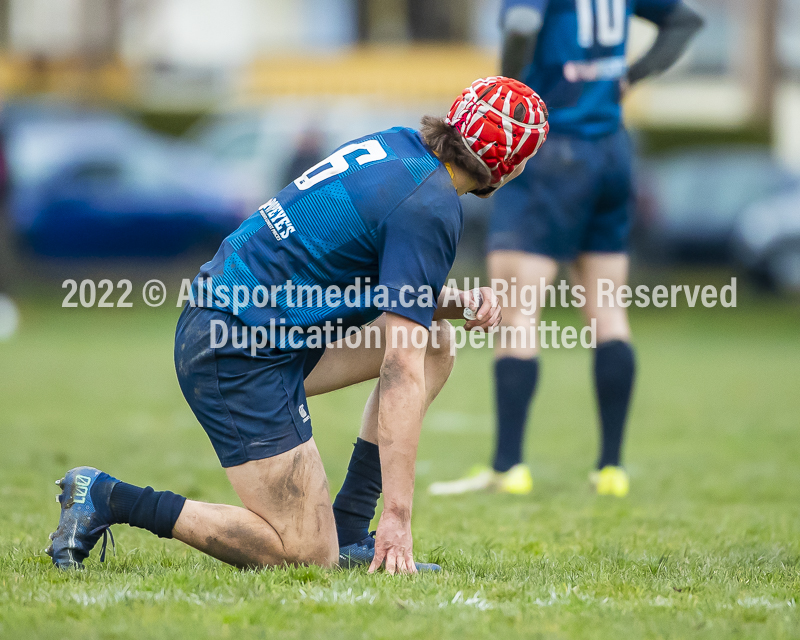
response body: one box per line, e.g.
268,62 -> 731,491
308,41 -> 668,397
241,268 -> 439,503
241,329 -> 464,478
464,287 -> 502,332
369,509 -> 417,575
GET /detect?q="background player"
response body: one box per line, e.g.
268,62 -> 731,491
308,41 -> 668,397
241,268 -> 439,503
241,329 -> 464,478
47,78 -> 548,574
429,0 -> 703,498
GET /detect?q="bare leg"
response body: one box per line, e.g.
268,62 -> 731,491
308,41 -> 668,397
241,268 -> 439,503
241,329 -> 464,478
569,252 -> 632,342
357,320 -> 456,444
172,438 -> 338,569
305,316 -> 457,443
489,250 -> 559,359
306,316 -> 456,550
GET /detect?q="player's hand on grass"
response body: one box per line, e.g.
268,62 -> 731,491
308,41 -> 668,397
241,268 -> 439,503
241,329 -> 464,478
463,287 -> 502,332
369,509 -> 417,575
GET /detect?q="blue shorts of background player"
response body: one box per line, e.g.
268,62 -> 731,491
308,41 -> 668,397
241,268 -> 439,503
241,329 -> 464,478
488,127 -> 633,260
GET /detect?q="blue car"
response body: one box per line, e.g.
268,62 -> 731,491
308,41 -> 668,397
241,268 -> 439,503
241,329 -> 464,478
6,107 -> 249,257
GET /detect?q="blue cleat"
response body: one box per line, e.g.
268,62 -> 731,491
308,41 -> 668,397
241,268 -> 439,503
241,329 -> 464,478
46,466 -> 120,570
339,532 -> 441,572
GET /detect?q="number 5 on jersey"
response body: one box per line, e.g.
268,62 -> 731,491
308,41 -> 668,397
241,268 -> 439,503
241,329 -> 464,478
294,140 -> 388,191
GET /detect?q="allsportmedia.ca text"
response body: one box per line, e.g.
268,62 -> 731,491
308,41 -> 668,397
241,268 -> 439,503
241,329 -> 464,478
61,276 -> 738,313
174,277 -> 736,316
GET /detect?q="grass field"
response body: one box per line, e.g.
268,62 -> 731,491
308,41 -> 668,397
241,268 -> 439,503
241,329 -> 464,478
1,296 -> 799,639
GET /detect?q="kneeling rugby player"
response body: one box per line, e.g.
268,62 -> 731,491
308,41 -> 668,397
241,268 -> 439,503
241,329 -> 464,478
47,77 -> 548,574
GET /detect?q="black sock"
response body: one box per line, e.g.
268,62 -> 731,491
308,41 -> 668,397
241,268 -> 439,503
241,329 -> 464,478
332,438 -> 381,548
594,340 -> 636,469
110,482 -> 187,539
492,357 -> 539,473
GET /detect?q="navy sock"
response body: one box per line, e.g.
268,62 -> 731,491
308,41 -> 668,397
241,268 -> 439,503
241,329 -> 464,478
594,340 -> 636,468
492,357 -> 539,473
332,438 -> 381,548
110,482 -> 186,539
109,482 -> 144,524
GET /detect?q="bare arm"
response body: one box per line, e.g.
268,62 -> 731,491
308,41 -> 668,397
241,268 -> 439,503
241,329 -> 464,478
368,312 -> 428,575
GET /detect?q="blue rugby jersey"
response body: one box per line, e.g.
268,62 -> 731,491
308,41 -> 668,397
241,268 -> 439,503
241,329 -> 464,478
502,0 -> 679,138
192,127 -> 463,349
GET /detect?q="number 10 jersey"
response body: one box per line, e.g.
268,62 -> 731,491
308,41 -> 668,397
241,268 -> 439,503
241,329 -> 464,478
503,0 -> 679,138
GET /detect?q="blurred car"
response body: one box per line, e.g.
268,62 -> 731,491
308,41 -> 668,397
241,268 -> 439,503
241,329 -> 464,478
186,98 -> 430,212
633,148 -> 799,264
733,188 -> 800,293
188,99 -> 513,261
4,103 -> 248,257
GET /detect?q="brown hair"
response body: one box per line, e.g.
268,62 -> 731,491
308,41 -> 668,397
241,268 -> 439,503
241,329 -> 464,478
419,116 -> 492,190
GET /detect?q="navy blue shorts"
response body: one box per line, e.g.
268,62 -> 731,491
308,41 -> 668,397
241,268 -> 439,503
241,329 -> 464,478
174,305 -> 326,468
488,128 -> 633,261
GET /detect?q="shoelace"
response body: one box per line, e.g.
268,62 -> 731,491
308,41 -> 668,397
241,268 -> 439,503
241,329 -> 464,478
89,525 -> 115,562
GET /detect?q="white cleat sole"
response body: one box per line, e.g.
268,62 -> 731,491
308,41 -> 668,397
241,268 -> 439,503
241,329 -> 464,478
428,470 -> 495,496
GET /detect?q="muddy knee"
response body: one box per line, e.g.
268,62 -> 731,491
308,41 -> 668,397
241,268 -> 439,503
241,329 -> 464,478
284,537 -> 339,568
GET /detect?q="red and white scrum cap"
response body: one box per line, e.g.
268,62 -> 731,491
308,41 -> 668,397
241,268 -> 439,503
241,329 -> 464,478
446,76 -> 549,189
